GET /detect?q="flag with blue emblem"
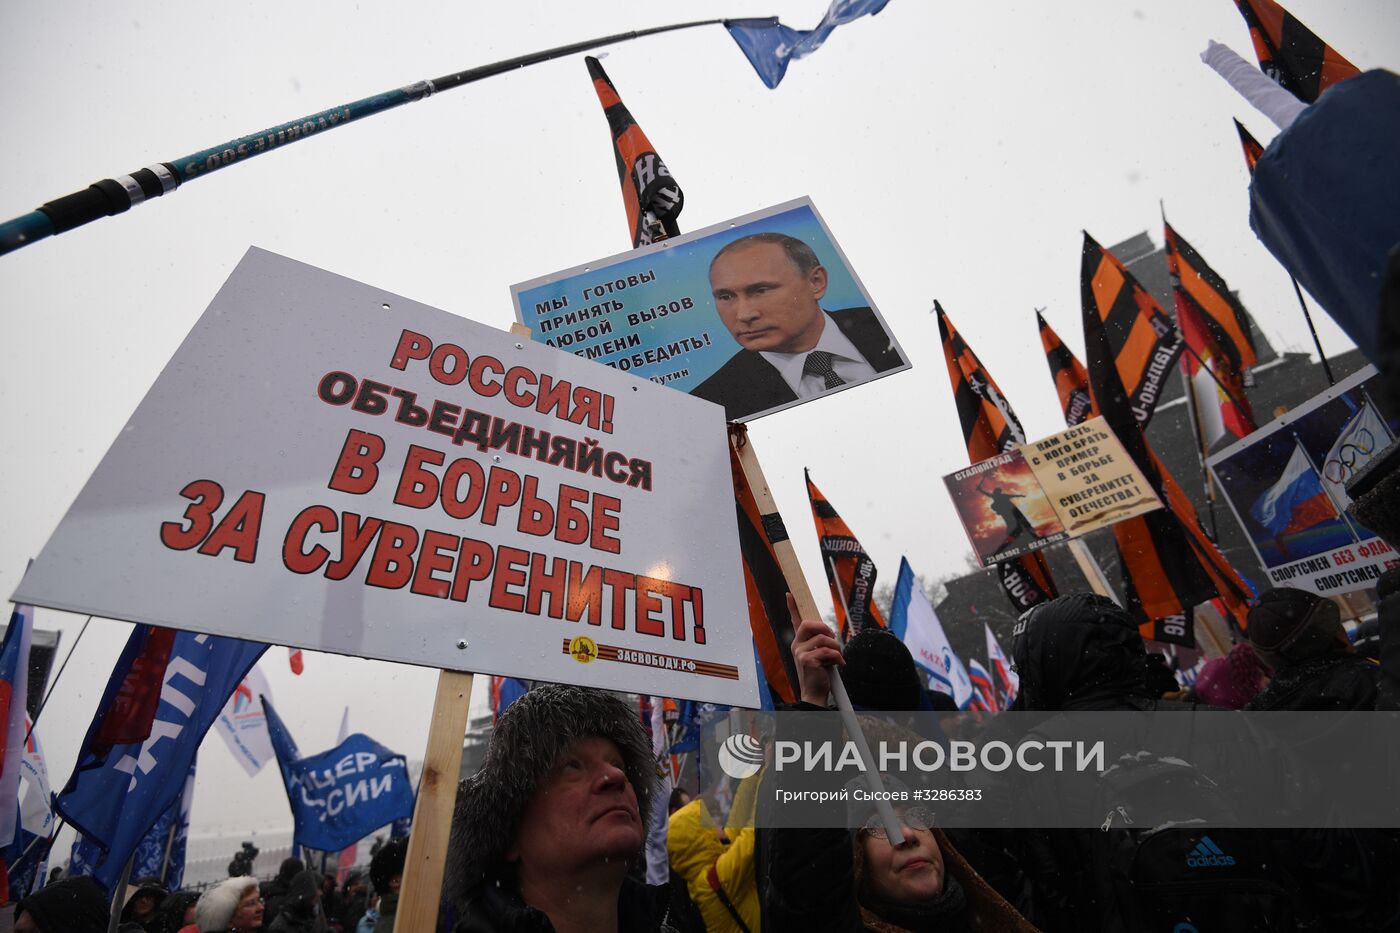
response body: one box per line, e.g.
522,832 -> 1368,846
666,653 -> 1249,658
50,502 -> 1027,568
263,696 -> 415,852
56,628 -> 265,892
726,1 -> 895,89
129,758 -> 195,888
889,558 -> 974,709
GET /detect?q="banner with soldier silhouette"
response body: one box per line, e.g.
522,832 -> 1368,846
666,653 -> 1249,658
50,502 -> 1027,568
945,416 -> 1163,567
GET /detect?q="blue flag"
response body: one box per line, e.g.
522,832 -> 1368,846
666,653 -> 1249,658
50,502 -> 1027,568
130,757 -> 195,888
56,631 -> 265,892
726,1 -> 894,89
669,701 -> 701,755
263,697 -> 415,852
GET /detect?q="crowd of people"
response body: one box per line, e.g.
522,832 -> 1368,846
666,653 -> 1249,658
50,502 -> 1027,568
13,837 -> 408,933
10,572 -> 1398,932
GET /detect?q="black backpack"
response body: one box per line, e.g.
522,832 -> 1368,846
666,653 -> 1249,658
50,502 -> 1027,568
1089,750 -> 1302,932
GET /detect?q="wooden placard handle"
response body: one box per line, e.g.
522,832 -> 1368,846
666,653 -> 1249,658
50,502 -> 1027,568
397,669 -> 474,930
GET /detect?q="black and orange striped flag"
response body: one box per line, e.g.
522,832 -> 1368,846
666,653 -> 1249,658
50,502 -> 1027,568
937,303 -> 1058,614
1232,0 -> 1360,104
1177,298 -> 1258,441
730,436 -> 800,705
1081,233 -> 1183,428
1164,220 -> 1258,439
1163,221 -> 1258,374
936,302 -> 1027,462
1233,118 -> 1266,174
586,56 -> 684,248
1081,254 -> 1254,643
1036,310 -> 1093,428
805,471 -> 886,639
1038,309 -> 1195,640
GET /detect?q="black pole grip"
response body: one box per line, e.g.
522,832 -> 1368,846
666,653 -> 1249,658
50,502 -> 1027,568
39,181 -> 129,234
37,165 -> 179,235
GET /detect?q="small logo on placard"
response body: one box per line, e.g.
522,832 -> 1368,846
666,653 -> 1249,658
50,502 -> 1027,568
718,733 -> 765,779
568,636 -> 597,664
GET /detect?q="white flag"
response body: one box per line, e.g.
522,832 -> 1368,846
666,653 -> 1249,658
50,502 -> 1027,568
1191,364 -> 1229,448
890,559 -> 973,709
19,715 -> 53,839
213,664 -> 274,776
1320,400 -> 1393,511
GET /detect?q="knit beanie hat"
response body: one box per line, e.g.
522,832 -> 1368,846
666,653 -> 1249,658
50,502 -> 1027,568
370,838 -> 407,894
1194,642 -> 1270,709
14,876 -> 109,933
195,876 -> 259,932
442,683 -> 657,906
1248,588 -> 1343,669
843,628 -> 924,711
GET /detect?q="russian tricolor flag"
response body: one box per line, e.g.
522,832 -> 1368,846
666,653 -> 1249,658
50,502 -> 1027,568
1251,442 -> 1338,537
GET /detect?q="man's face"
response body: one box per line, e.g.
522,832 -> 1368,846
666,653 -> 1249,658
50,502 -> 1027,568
710,242 -> 828,354
507,736 -> 643,875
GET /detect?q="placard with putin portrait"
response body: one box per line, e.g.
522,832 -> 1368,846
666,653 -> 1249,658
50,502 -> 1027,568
511,198 -> 910,422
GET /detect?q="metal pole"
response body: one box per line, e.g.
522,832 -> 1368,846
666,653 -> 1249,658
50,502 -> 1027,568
108,855 -> 135,933
1289,276 -> 1336,386
24,615 -> 92,745
158,818 -> 179,886
826,555 -> 851,646
0,17 -> 766,256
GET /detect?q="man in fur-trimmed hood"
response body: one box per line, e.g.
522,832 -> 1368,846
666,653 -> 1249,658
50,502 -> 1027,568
444,683 -> 698,933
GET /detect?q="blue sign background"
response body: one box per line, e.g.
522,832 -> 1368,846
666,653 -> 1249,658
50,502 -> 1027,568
512,199 -> 902,410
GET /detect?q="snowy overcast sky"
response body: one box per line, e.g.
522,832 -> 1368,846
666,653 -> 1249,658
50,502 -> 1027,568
2,1 -> 1395,844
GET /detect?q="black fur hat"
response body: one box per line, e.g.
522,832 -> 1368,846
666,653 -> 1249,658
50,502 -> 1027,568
369,838 -> 407,894
443,683 -> 657,905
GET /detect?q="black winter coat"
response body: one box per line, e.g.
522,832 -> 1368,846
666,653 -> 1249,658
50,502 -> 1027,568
453,876 -> 700,933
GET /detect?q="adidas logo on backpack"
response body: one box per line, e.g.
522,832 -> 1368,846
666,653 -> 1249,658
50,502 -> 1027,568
1186,836 -> 1236,868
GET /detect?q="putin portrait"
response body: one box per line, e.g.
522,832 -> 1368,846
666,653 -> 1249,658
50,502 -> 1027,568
692,232 -> 903,420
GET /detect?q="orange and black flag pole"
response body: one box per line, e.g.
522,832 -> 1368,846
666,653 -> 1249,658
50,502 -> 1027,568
936,302 -> 1058,614
586,56 -> 684,249
1231,0 -> 1360,104
805,470 -> 887,640
1036,309 -> 1093,428
1081,240 -> 1255,643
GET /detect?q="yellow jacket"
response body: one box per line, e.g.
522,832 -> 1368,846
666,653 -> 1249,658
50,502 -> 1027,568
666,777 -> 761,933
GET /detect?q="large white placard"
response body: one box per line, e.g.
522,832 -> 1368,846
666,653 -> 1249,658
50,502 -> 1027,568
15,248 -> 758,706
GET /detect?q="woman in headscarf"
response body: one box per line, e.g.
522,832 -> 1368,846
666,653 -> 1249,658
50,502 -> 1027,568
194,877 -> 264,932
